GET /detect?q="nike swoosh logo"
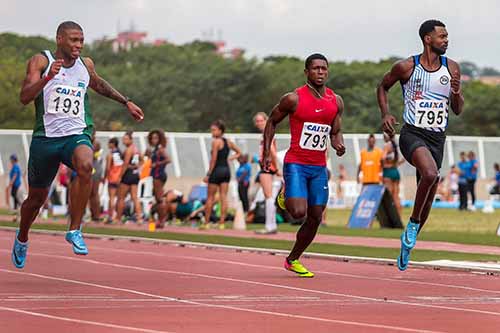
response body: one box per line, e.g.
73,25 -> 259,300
315,109 -> 324,113
76,139 -> 88,144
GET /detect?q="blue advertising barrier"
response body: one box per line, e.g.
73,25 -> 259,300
348,184 -> 403,229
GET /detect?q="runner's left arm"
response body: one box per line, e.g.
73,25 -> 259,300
330,95 -> 345,156
228,140 -> 242,161
447,59 -> 464,115
83,57 -> 144,121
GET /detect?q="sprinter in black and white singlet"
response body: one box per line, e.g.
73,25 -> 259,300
401,55 -> 451,133
377,20 -> 464,271
12,21 -> 144,269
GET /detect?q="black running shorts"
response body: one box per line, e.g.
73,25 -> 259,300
399,123 -> 446,169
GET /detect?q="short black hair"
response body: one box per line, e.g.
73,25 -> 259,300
108,137 -> 119,147
419,19 -> 445,42
305,53 -> 328,69
211,120 -> 226,134
57,21 -> 83,36
368,133 -> 375,139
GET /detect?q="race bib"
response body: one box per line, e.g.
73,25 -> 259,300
112,152 -> 123,166
299,122 -> 330,151
131,154 -> 140,165
414,99 -> 448,128
46,85 -> 84,118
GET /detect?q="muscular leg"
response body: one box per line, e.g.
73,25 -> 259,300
204,184 -> 218,224
17,187 -> 49,242
68,145 -> 94,231
129,184 -> 142,223
153,179 -> 164,203
410,147 -> 440,231
219,182 -> 229,224
89,179 -> 100,220
115,184 -> 130,223
417,181 -> 438,232
287,204 -> 324,261
108,186 -> 117,220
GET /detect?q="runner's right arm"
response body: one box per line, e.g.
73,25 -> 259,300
19,55 -> 62,105
262,92 -> 298,171
377,58 -> 413,136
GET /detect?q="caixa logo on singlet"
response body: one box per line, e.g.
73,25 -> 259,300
418,101 -> 445,108
55,86 -> 83,97
439,75 -> 449,85
305,124 -> 330,133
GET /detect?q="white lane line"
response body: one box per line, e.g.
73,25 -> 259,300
0,306 -> 174,333
0,268 -> 441,333
83,245 -> 500,295
4,236 -> 499,295
3,249 -> 500,319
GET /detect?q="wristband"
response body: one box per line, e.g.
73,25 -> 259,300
122,96 -> 131,105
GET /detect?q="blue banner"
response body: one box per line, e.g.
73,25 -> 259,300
348,185 -> 385,228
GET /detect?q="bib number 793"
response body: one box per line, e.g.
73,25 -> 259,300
299,122 -> 331,151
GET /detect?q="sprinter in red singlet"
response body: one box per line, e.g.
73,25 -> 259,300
262,54 -> 345,277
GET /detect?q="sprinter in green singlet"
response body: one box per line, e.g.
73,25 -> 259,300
12,21 -> 144,268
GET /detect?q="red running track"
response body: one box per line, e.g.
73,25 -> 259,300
1,230 -> 500,333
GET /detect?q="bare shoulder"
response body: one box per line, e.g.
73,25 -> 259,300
28,53 -> 49,70
392,57 -> 414,74
279,91 -> 298,111
82,57 -> 96,71
335,94 -> 344,109
445,58 -> 461,72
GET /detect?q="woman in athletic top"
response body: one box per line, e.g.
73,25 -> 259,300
382,133 -> 403,216
148,129 -> 171,203
105,137 -> 122,223
254,112 -> 280,234
200,120 -> 241,230
115,131 -> 143,224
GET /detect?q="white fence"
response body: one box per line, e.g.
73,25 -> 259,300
1,129 -> 499,181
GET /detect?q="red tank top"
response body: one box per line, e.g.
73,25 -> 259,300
284,85 -> 338,166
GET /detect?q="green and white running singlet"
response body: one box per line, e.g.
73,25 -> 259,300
33,50 -> 93,137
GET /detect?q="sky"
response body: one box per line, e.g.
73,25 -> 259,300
1,0 -> 499,69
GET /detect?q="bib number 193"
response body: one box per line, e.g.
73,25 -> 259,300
46,85 -> 84,117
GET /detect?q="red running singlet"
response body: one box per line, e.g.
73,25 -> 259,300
284,85 -> 338,166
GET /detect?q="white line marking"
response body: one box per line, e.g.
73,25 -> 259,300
3,249 -> 500,319
28,239 -> 498,296
0,268 -> 442,333
77,243 -> 500,295
0,305 -> 174,333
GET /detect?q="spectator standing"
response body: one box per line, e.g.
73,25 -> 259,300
457,152 -> 469,210
490,163 -> 500,195
236,154 -> 251,213
6,154 -> 22,216
358,134 -> 383,186
467,151 -> 479,210
105,137 -> 122,223
201,120 -> 241,230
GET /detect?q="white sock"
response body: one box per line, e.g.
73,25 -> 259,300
265,198 -> 277,231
